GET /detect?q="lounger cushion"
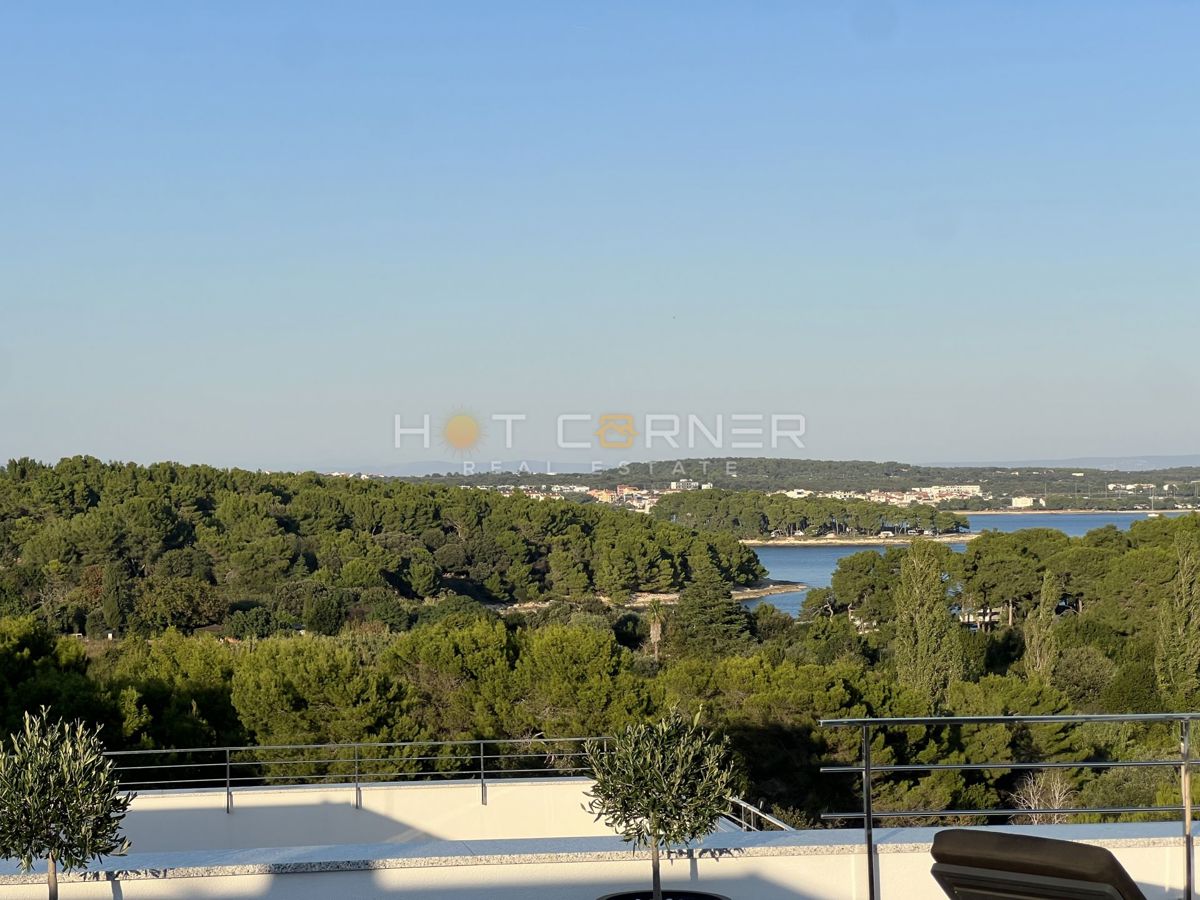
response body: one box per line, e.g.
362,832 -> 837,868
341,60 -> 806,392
931,829 -> 1146,900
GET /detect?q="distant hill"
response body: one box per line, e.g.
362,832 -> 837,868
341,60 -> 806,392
929,455 -> 1200,472
402,456 -> 1200,507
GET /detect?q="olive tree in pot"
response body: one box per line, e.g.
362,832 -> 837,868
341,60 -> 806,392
585,710 -> 735,900
0,709 -> 134,900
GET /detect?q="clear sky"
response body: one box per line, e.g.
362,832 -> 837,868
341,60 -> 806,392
2,1 -> 1197,472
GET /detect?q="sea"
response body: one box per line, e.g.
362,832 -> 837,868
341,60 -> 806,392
748,511 -> 1189,618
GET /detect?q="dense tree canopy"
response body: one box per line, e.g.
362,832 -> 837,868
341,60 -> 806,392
0,457 -> 763,637
4,458 -> 1200,828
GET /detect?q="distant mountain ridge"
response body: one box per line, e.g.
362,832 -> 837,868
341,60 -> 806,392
334,460 -> 598,477
927,455 -> 1200,472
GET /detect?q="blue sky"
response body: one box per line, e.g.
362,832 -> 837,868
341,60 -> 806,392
2,1 -> 1197,472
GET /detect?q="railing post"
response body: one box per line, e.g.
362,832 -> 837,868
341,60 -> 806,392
479,740 -> 488,806
354,744 -> 361,810
224,748 -> 232,815
1184,718 -> 1193,900
862,724 -> 877,900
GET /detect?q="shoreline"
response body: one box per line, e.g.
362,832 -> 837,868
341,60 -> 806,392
740,509 -> 1195,547
501,578 -> 808,614
732,579 -> 809,599
949,508 -> 1174,516
625,578 -> 807,606
743,532 -> 976,547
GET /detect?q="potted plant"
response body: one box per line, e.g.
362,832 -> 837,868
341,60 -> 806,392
585,710 -> 735,900
0,709 -> 134,900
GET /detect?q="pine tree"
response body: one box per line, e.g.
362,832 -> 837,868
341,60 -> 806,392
668,563 -> 750,658
647,598 -> 665,662
548,548 -> 591,597
595,544 -> 638,601
891,540 -> 964,710
1155,537 -> 1200,710
407,558 -> 439,597
1023,571 -> 1061,683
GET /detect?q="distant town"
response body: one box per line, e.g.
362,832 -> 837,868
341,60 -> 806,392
326,470 -> 1200,514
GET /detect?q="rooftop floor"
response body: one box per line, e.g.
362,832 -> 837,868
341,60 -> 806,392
0,778 -> 1191,898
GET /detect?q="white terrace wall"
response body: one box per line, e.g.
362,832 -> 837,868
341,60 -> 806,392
122,777 -> 613,851
1,780 -> 1193,900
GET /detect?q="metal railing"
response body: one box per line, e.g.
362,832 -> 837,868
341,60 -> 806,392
104,736 -> 602,810
104,735 -> 784,836
726,796 -> 794,832
820,713 -> 1200,900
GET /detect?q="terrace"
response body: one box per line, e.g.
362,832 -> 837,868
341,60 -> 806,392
1,715 -> 1197,899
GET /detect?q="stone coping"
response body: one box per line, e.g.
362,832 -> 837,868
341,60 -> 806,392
0,823 -> 1188,885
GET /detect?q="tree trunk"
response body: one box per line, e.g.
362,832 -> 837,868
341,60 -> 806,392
47,852 -> 58,900
651,842 -> 662,900
1007,600 -> 1013,628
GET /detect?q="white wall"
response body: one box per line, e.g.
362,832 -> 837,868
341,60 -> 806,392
122,778 -> 614,852
0,785 -> 1193,900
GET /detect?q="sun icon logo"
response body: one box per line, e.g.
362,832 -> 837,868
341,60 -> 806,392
440,411 -> 484,454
